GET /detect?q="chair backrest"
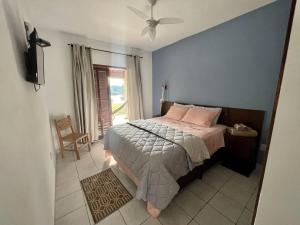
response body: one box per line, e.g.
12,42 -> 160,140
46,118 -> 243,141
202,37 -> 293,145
54,115 -> 74,138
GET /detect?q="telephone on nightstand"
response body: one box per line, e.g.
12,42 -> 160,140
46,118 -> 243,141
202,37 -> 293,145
227,123 -> 258,137
233,123 -> 251,131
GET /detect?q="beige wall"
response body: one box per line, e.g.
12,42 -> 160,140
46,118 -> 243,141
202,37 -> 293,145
0,0 -> 55,225
255,1 -> 300,225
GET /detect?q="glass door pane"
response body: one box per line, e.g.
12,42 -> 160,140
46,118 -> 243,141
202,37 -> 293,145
108,68 -> 128,125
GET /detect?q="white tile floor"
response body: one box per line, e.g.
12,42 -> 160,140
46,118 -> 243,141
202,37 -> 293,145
55,142 -> 261,225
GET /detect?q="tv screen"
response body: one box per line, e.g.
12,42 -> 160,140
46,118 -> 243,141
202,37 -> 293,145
36,44 -> 45,85
25,28 -> 50,85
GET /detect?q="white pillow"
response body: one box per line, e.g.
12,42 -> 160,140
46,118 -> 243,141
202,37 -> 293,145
174,102 -> 193,108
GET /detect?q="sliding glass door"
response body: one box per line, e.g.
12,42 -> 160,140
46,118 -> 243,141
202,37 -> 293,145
94,65 -> 128,138
108,68 -> 128,125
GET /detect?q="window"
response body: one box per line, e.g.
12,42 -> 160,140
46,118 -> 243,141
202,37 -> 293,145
108,68 -> 128,125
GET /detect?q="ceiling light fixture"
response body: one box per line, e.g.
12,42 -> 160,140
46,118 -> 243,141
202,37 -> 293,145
128,0 -> 184,41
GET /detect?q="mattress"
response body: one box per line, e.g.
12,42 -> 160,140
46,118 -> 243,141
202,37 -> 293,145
149,116 -> 226,155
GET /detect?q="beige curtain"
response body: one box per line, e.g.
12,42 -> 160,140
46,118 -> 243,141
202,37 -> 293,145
126,56 -> 144,121
71,44 -> 99,141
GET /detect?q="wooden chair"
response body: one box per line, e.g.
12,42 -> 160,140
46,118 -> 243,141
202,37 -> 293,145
54,115 -> 91,160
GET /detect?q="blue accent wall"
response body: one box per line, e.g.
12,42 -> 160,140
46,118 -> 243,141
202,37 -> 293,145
152,0 -> 291,143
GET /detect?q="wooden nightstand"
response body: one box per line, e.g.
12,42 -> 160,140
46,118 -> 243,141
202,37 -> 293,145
222,131 -> 259,176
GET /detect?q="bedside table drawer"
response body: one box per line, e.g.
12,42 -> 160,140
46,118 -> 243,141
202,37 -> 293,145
223,132 -> 259,176
225,135 -> 256,160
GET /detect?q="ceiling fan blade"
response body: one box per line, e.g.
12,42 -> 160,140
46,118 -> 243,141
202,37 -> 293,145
149,27 -> 156,41
141,26 -> 150,36
159,18 -> 184,25
127,6 -> 148,19
147,0 -> 157,6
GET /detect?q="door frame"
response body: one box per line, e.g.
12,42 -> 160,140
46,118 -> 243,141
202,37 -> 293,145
251,0 -> 297,224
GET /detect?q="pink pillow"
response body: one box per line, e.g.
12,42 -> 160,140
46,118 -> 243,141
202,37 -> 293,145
165,105 -> 189,121
192,105 -> 222,125
182,107 -> 219,127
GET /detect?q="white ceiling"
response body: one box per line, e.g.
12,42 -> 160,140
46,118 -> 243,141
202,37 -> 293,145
24,0 -> 275,51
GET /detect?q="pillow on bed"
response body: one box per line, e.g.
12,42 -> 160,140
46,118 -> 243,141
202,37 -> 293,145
165,105 -> 189,120
181,107 -> 219,127
174,102 -> 193,108
192,105 -> 222,125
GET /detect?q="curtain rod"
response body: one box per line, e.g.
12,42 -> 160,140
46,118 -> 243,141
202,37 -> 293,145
68,43 -> 143,58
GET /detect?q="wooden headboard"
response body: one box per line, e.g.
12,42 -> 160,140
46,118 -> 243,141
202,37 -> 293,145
161,101 -> 265,135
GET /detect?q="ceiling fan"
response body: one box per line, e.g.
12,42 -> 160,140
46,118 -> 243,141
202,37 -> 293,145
127,0 -> 184,41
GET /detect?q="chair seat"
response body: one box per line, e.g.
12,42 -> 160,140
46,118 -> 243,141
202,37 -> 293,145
62,133 -> 88,142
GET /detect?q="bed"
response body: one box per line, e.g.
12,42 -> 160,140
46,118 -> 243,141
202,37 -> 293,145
104,101 -> 264,217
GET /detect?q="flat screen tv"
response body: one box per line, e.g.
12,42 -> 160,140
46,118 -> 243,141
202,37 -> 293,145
25,28 -> 51,85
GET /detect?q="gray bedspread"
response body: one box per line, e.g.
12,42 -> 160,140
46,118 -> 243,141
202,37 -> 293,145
103,120 -> 210,210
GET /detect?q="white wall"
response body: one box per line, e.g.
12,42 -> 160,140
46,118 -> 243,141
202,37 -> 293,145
39,29 -> 152,150
0,0 -> 55,225
255,2 -> 300,225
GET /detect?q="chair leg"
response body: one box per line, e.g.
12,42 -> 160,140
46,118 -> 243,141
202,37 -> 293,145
87,135 -> 91,152
58,141 -> 64,159
74,142 -> 80,160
